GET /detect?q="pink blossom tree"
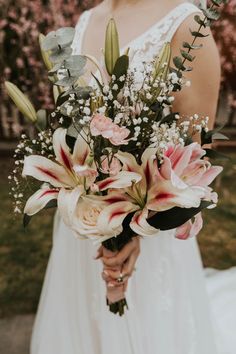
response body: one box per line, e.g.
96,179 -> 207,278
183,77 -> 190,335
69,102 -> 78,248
211,0 -> 236,125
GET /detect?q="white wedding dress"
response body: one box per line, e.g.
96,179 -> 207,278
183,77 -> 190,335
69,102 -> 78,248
30,3 -> 236,354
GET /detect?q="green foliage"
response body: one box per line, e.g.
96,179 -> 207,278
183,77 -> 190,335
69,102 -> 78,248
173,0 -> 228,75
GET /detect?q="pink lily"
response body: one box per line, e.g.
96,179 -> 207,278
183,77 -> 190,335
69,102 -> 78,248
164,143 -> 223,203
175,213 -> 203,240
96,148 -> 205,237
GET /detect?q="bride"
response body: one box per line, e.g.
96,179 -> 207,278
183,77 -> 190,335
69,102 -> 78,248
30,1 -> 236,353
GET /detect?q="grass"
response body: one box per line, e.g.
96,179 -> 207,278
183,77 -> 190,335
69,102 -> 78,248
0,153 -> 236,318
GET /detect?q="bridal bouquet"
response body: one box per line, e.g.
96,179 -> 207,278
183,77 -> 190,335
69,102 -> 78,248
6,0 -> 228,315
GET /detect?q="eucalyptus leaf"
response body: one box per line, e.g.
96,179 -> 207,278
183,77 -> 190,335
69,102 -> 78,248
64,55 -> 87,71
182,42 -> 203,50
49,47 -> 72,63
49,62 -> 62,73
210,0 -> 221,6
41,31 -> 59,51
190,30 -> 209,38
173,56 -> 185,71
55,76 -> 78,87
180,50 -> 195,62
56,27 -> 75,47
202,8 -> 220,21
194,14 -> 206,27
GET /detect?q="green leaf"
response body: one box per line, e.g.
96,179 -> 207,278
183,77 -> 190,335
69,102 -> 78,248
112,55 -> 129,78
112,55 -> 129,94
148,201 -> 213,231
64,55 -> 87,71
173,56 -> 185,70
49,47 -> 72,63
180,50 -> 195,62
56,27 -> 75,47
212,132 -> 229,140
204,149 -> 229,160
55,76 -> 78,87
23,214 -> 32,228
210,0 -> 222,6
48,62 -> 62,73
44,199 -> 58,209
194,14 -> 206,27
190,30 -> 209,38
182,42 -> 203,50
201,125 -> 224,145
160,112 -> 178,124
202,8 -> 220,21
41,27 -> 75,51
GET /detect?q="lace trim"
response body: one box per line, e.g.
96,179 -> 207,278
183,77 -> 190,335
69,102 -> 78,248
72,3 -> 201,56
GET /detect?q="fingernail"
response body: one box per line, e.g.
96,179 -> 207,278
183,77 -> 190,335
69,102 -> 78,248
93,251 -> 100,260
108,282 -> 115,288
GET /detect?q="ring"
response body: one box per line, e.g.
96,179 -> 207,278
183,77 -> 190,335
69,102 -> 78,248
117,272 -> 124,283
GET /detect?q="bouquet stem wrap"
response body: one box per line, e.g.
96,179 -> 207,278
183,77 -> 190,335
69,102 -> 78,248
102,216 -> 134,316
103,248 -> 128,315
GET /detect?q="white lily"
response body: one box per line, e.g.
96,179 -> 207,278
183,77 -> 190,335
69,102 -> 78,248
23,128 -> 96,216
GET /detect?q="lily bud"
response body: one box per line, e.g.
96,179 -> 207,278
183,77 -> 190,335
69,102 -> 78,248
5,81 -> 37,123
105,18 -> 120,76
39,33 -> 53,71
153,42 -> 171,82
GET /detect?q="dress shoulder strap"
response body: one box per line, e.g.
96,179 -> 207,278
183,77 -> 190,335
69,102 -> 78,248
164,3 -> 202,42
71,10 -> 92,55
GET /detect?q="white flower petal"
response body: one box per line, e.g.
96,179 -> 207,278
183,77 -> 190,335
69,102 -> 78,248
53,128 -> 73,170
22,155 -> 76,188
57,186 -> 85,227
24,188 -> 58,216
130,209 -> 159,237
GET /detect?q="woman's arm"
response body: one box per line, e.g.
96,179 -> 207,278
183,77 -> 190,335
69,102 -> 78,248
171,14 -> 221,130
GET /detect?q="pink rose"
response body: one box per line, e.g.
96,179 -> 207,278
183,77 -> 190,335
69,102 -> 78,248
90,114 -> 114,138
90,113 -> 130,146
101,155 -> 121,175
109,125 -> 130,146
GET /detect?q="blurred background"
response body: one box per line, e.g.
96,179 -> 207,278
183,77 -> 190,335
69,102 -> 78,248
0,0 -> 235,353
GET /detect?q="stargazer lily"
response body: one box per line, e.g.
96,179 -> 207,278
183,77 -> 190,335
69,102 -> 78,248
94,148 -> 206,238
22,128 -> 142,236
22,128 -> 96,216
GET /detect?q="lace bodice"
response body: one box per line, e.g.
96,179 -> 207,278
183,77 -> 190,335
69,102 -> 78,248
72,2 -> 201,75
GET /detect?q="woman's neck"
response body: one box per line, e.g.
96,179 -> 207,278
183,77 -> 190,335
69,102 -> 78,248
105,0 -> 155,12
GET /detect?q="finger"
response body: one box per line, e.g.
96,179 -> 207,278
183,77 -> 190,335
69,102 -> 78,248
102,238 -> 138,267
94,245 -> 103,260
122,252 -> 138,279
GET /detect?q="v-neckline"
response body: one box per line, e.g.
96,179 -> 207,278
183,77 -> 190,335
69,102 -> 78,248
79,2 -> 194,57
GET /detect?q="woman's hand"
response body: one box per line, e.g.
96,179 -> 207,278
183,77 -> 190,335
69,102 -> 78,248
96,237 -> 140,289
